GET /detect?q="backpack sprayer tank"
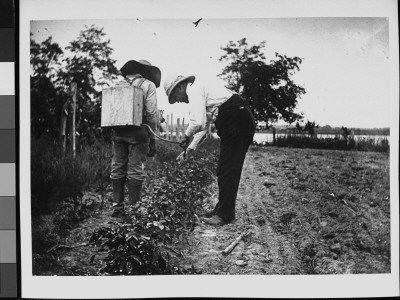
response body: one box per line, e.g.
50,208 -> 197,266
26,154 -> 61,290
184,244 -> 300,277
100,80 -> 183,146
100,82 -> 144,128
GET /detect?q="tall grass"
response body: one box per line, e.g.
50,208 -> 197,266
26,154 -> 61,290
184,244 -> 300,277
31,136 -> 112,216
31,135 -> 220,216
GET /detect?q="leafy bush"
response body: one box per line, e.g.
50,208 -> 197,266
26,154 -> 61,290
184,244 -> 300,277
145,158 -> 215,241
90,139 -> 219,275
89,222 -> 172,275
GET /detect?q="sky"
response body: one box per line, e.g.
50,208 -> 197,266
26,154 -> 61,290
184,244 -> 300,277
30,17 -> 393,129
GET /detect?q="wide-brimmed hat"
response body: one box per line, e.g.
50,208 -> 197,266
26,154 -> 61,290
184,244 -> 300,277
164,75 -> 195,103
120,59 -> 161,87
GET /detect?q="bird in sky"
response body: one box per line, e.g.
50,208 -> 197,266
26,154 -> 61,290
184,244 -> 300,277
193,18 -> 202,27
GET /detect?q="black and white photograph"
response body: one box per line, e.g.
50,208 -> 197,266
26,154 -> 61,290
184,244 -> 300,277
20,0 -> 399,298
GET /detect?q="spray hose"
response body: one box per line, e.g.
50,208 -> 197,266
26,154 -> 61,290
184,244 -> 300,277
141,123 -> 181,144
141,123 -> 188,159
141,123 -> 209,160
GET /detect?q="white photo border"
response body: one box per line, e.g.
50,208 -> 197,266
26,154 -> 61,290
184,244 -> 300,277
20,0 -> 399,298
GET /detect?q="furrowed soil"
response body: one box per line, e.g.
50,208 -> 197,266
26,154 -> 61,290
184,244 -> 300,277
33,146 -> 390,275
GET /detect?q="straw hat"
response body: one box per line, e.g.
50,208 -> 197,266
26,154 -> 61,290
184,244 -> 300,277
120,59 -> 161,87
164,75 -> 195,103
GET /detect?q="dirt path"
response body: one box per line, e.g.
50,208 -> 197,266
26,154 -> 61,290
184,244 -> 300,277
38,146 -> 390,275
173,147 -> 390,274
175,152 -> 302,275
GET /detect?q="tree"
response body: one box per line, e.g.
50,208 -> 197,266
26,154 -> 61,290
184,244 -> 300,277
341,126 -> 351,141
58,25 -> 119,144
30,25 -> 119,144
296,120 -> 317,137
296,121 -> 303,131
219,38 -> 305,127
320,124 -> 332,131
30,35 -> 67,139
30,34 -> 64,78
304,120 -> 317,136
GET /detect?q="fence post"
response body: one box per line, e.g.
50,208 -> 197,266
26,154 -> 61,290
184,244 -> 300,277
170,114 -> 173,139
272,127 -> 276,143
182,118 -> 185,137
60,99 -> 70,155
166,114 -> 170,139
176,118 -> 181,140
71,82 -> 77,158
171,114 -> 174,140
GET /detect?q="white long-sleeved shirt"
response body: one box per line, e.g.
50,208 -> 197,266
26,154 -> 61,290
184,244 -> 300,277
185,78 -> 233,150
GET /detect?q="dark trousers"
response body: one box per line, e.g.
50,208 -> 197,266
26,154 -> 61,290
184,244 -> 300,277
213,94 -> 256,221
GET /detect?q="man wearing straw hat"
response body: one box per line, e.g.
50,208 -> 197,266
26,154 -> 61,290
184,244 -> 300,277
164,75 -> 256,226
110,59 -> 161,218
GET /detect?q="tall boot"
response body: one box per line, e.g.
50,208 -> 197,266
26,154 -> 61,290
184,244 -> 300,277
127,179 -> 142,205
111,177 -> 126,217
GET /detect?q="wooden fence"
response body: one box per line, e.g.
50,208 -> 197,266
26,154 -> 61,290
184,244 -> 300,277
159,113 -> 188,140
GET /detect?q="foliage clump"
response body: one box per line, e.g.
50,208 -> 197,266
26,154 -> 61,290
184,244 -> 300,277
89,140 -> 219,275
219,38 -> 305,127
30,25 -> 118,143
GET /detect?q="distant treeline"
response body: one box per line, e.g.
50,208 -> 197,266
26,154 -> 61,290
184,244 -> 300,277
317,128 -> 390,136
253,134 -> 389,152
257,127 -> 390,136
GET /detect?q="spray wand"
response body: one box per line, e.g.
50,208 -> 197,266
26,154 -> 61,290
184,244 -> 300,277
141,124 -> 208,161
